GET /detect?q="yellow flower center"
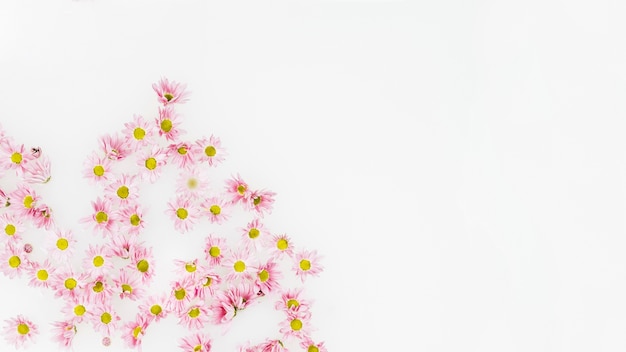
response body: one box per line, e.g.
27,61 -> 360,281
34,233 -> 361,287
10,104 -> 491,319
176,208 -> 188,220
93,165 -> 105,176
253,196 -> 262,206
56,238 -> 69,250
11,152 -> 22,164
287,299 -> 299,308
308,346 -> 319,352
5,224 -> 16,236
65,278 -> 77,290
133,326 -> 142,339
188,308 -> 200,318
300,259 -> 311,271
133,127 -> 146,140
93,256 -> 105,267
95,211 -> 108,223
130,214 -> 141,226
194,345 -> 202,352
277,239 -> 289,251
178,146 -> 187,155
17,323 -> 29,335
23,195 -> 34,209
204,146 -> 216,157
8,256 -> 20,268
175,288 -> 186,300
290,319 -> 303,331
248,228 -> 260,239
122,284 -> 132,294
137,260 -> 149,273
209,246 -> 220,257
145,157 -> 157,170
117,186 -> 129,199
209,205 -> 220,215
74,305 -> 86,316
164,93 -> 174,101
150,304 -> 162,315
234,260 -> 246,273
93,281 -> 104,293
187,178 -> 198,189
185,263 -> 196,273
101,312 -> 112,324
258,269 -> 269,282
237,184 -> 246,194
203,277 -> 213,287
37,269 -> 48,281
161,119 -> 172,133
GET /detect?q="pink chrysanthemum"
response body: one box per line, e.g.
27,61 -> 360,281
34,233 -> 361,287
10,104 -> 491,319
99,132 -> 131,161
82,244 -> 114,278
114,268 -> 145,301
157,106 -> 185,141
31,203 -> 54,230
0,139 -> 33,174
129,246 -> 155,284
0,187 -> 10,207
167,141 -> 196,169
194,272 -> 221,300
178,303 -> 211,330
153,77 -> 190,105
3,315 -> 38,349
10,184 -> 39,218
274,288 -> 311,316
167,196 -> 200,233
0,242 -> 27,279
116,202 -> 147,236
173,258 -> 204,280
179,332 -> 212,352
137,145 -> 167,183
105,173 -> 139,205
0,212 -> 23,243
83,151 -> 114,184
138,294 -> 169,323
167,278 -> 195,314
200,196 -> 230,224
23,154 -> 51,184
85,275 -> 115,305
51,320 -> 77,350
123,114 -> 156,150
195,135 -> 226,166
81,197 -> 115,237
122,314 -> 150,350
268,233 -> 295,259
51,269 -> 85,300
300,337 -> 327,352
254,260 -> 282,294
211,284 -> 257,325
241,339 -> 287,352
204,235 -> 228,267
26,259 -> 55,289
61,295 -> 92,324
90,303 -> 121,337
293,249 -> 323,282
225,174 -> 250,204
247,189 -> 276,217
279,313 -> 312,340
223,248 -> 255,282
240,218 -> 268,250
107,234 -> 140,260
48,229 -> 77,263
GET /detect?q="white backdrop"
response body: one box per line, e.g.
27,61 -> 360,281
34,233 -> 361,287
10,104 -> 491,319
2,0 -> 626,351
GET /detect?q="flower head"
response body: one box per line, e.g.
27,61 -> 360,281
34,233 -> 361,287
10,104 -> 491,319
195,135 -> 226,166
153,77 -> 190,105
3,315 -> 38,349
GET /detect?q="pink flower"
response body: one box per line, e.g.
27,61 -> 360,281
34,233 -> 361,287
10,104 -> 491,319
31,203 -> 54,230
23,154 -> 51,184
293,249 -> 323,282
1,139 -> 33,174
167,278 -> 195,314
50,320 -> 77,350
179,332 -> 212,352
200,196 -> 230,224
10,184 -> 39,218
138,294 -> 169,323
176,167 -> 209,200
254,260 -> 282,294
240,218 -> 267,250
0,242 -> 27,279
173,258 -> 204,280
85,275 -> 114,305
152,77 -> 190,105
61,295 -> 92,324
81,197 -> 115,237
51,269 -> 85,300
274,288 -> 311,316
47,229 -> 77,264
129,246 -> 155,284
122,314 -> 150,350
223,248 -> 255,283
193,272 -> 221,300
90,303 -> 121,337
157,106 -> 185,141
82,244 -> 114,278
247,189 -> 276,217
124,114 -> 156,150
114,268 -> 145,301
0,212 -> 23,243
279,313 -> 312,340
195,135 -> 226,166
83,151 -> 114,184
116,203 -> 147,236
204,235 -> 227,267
167,196 -> 199,233
167,141 -> 197,169
105,173 -> 139,205
211,284 -> 257,325
2,315 -> 38,349
241,339 -> 287,352
178,303 -> 211,330
300,337 -> 327,352
0,187 -> 10,207
225,174 -> 250,204
99,132 -> 131,161
107,234 -> 140,259
137,145 -> 167,183
268,233 -> 295,259
26,259 -> 55,289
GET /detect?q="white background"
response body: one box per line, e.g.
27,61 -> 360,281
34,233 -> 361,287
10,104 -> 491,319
1,0 -> 626,351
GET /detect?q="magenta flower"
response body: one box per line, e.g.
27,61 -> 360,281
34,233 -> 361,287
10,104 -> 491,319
2,315 -> 38,349
152,77 -> 190,105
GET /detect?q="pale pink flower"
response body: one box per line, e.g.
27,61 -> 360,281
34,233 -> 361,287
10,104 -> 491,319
1,139 -> 33,174
195,135 -> 226,166
26,259 -> 55,289
173,258 -> 203,280
105,173 -> 139,205
293,249 -> 323,282
99,132 -> 131,161
29,146 -> 41,158
179,332 -> 212,352
82,244 -> 114,278
123,114 -> 156,150
0,187 -> 10,207
61,295 -> 92,324
0,212 -> 23,243
240,218 -> 268,250
114,268 -> 145,301
0,242 -> 27,279
279,313 -> 312,340
274,288 -> 311,316
10,184 -> 39,218
193,272 -> 221,300
129,246 -> 155,284
167,141 -> 197,169
23,154 -> 51,184
176,167 -> 210,200
254,260 -> 282,294
223,248 -> 255,282
167,196 -> 199,233
50,320 -> 77,350
3,315 -> 38,349
167,278 -> 195,314
51,269 -> 85,300
225,174 -> 250,204
211,284 -> 257,325
153,77 -> 190,105
247,189 -> 276,217
242,339 -> 287,352
138,294 -> 169,323
47,229 -> 77,263
107,233 -> 140,259
90,303 -> 121,337
81,197 -> 115,237
85,275 -> 114,305
116,203 -> 147,236
137,145 -> 167,183
83,151 -> 113,183
31,203 -> 54,230
300,337 -> 327,352
157,105 -> 185,141
178,303 -> 211,330
268,233 -> 295,259
201,196 -> 230,224
122,314 -> 150,351
204,235 -> 228,267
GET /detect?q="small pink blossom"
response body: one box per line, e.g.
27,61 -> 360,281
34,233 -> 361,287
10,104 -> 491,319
124,114 -> 156,150
23,154 -> 51,184
179,332 -> 212,352
204,235 -> 228,267
83,151 -> 114,184
167,196 -> 200,233
105,173 -> 139,205
81,197 -> 115,237
153,77 -> 190,105
26,259 -> 55,289
195,135 -> 226,166
116,203 -> 147,236
201,196 -> 230,224
0,212 -> 23,243
90,303 -> 121,337
138,294 -> 169,323
178,303 -> 211,330
0,242 -> 27,279
137,145 -> 167,183
167,141 -> 197,169
1,139 -> 33,174
225,174 -> 250,204
114,268 -> 145,301
2,315 -> 38,349
293,249 -> 324,282
122,314 -> 150,351
247,189 -> 276,217
157,106 -> 185,141
50,320 -> 77,350
254,260 -> 282,294
99,132 -> 131,161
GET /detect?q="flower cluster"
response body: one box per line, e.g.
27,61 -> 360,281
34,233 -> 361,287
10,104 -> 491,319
0,78 -> 325,351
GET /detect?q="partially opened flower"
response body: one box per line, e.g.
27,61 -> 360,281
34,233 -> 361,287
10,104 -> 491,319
3,315 -> 38,349
225,173 -> 250,204
153,77 -> 190,105
114,268 -> 145,301
50,320 -> 77,350
124,114 -> 156,150
23,154 -> 51,184
248,189 -> 276,217
168,141 -> 196,169
99,132 -> 131,161
122,314 -> 150,350
11,184 -> 39,218
179,332 -> 212,352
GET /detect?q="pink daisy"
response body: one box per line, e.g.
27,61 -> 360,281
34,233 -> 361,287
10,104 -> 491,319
61,295 -> 92,324
176,167 -> 210,200
204,235 -> 228,267
274,288 -> 311,316
211,284 -> 257,325
83,151 -> 114,184
107,233 -> 140,259
51,269 -> 85,300
138,294 -> 169,323
223,248 -> 255,282
178,303 -> 211,330
47,229 -> 77,263
247,189 -> 276,217
195,135 -> 226,166
104,173 -> 139,205
114,268 -> 145,301
1,139 -> 33,174
0,242 -> 27,279
129,246 -> 155,284
193,272 -> 221,300
0,212 -> 23,243
242,339 -> 287,352
200,196 -> 230,224
300,337 -> 327,352
152,77 -> 191,105
99,132 -> 131,161
167,195 -> 199,233
167,278 -> 195,314
269,233 -> 295,259
293,249 -> 323,282
10,184 -> 39,218
85,275 -> 114,305
2,315 -> 38,349
81,197 -> 115,237
50,320 -> 77,350
90,303 -> 121,337
225,173 -> 250,204
122,314 -> 150,351
26,259 -> 55,289
173,258 -> 204,279
116,203 -> 147,236
157,105 -> 185,141
167,141 -> 197,169
137,145 -> 167,183
254,260 -> 282,294
279,313 -> 312,340
179,332 -> 212,352
31,203 -> 54,230
123,114 -> 156,150
82,244 -> 114,278
23,154 -> 51,184
240,218 -> 268,250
